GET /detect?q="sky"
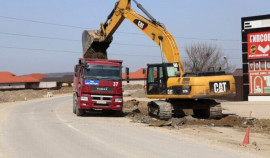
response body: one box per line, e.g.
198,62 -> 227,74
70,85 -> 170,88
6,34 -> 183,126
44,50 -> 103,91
0,0 -> 270,75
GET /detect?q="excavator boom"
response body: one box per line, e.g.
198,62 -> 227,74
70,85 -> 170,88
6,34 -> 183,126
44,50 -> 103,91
82,0 -> 185,74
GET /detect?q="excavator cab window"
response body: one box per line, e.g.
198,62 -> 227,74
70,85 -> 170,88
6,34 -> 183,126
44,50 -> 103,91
165,62 -> 180,77
147,64 -> 168,95
147,67 -> 158,83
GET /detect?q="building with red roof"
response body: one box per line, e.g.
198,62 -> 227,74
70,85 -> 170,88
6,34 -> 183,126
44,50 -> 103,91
0,72 -> 48,90
122,68 -> 147,85
122,68 -> 147,80
0,68 -> 148,90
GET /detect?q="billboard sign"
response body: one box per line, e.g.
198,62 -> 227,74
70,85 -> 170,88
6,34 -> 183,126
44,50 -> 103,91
249,61 -> 270,94
248,31 -> 270,59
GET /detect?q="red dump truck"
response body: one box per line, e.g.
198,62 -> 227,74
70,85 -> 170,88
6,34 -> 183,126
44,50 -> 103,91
73,58 -> 129,116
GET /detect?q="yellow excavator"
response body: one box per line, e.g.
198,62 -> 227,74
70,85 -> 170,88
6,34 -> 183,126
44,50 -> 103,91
82,0 -> 235,120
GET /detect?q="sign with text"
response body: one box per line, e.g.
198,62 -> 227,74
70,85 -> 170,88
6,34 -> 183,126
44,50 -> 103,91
249,61 -> 270,95
248,31 -> 270,59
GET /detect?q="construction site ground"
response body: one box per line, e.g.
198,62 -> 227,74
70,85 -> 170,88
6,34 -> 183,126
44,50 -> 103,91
1,85 -> 270,157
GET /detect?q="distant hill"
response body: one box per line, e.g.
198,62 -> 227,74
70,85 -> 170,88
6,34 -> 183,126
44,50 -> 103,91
43,72 -> 73,78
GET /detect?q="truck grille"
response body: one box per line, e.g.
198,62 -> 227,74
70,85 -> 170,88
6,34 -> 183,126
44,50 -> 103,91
91,86 -> 113,92
91,95 -> 112,101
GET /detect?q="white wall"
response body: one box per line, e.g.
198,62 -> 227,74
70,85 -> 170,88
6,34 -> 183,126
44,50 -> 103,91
248,96 -> 270,101
39,82 -> 57,88
0,83 -> 25,89
122,80 -> 145,85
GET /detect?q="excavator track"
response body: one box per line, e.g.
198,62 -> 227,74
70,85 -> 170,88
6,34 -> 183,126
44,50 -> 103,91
193,99 -> 223,119
209,101 -> 223,119
148,101 -> 172,120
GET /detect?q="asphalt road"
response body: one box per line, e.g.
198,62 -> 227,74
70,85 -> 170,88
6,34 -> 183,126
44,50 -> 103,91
0,96 -> 248,158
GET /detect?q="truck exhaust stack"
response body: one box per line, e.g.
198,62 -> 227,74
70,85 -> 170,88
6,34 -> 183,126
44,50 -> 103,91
82,30 -> 112,59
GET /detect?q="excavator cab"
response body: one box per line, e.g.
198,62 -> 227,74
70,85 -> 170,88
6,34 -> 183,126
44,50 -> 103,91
147,63 -> 180,95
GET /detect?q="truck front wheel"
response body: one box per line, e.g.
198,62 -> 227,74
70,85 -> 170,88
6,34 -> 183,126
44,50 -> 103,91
74,96 -> 85,116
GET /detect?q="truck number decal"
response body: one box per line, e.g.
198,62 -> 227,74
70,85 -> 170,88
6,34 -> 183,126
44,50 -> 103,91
113,82 -> 118,87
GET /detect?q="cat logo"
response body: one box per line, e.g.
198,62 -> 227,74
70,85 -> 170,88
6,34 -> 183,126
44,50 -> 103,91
138,21 -> 145,29
213,82 -> 227,93
133,19 -> 148,30
250,45 -> 257,54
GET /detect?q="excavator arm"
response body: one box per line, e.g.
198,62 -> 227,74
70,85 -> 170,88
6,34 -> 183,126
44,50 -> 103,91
82,0 -> 185,75
83,0 -> 236,120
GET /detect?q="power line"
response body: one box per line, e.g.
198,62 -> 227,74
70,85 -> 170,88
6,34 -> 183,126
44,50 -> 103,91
174,36 -> 240,42
0,15 -> 88,29
0,45 -> 242,59
0,31 -> 241,50
110,54 -> 161,57
113,42 -> 156,47
0,31 -> 157,47
0,45 -> 79,54
0,45 -> 161,57
0,15 -> 241,42
0,32 -> 80,42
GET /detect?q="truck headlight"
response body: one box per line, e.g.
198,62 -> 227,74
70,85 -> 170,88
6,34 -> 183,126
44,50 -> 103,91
81,96 -> 88,101
115,98 -> 123,103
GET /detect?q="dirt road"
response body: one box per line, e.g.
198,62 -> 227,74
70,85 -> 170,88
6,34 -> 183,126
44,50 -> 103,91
222,101 -> 270,119
0,96 -> 251,158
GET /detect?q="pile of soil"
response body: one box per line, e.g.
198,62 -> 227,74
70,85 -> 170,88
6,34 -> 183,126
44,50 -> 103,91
252,119 -> 270,134
130,89 -> 147,98
0,87 -> 73,103
123,99 -> 270,134
123,84 -> 144,90
123,99 -> 139,113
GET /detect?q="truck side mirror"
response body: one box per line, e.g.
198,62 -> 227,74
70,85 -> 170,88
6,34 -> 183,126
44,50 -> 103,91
126,67 -> 130,83
142,68 -> 146,74
74,65 -> 79,77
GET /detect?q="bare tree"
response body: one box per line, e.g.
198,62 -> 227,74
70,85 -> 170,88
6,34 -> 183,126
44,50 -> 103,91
183,43 -> 235,73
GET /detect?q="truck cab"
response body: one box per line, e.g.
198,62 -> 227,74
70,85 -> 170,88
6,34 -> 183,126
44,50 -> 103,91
73,58 -> 127,116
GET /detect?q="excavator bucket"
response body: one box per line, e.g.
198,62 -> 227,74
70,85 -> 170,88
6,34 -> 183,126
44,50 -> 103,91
82,30 -> 112,59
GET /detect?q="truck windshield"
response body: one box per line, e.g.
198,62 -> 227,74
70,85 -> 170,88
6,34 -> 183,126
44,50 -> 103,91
84,65 -> 121,80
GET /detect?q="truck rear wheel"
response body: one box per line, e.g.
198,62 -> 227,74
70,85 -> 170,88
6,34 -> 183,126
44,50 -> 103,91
73,95 -> 76,114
